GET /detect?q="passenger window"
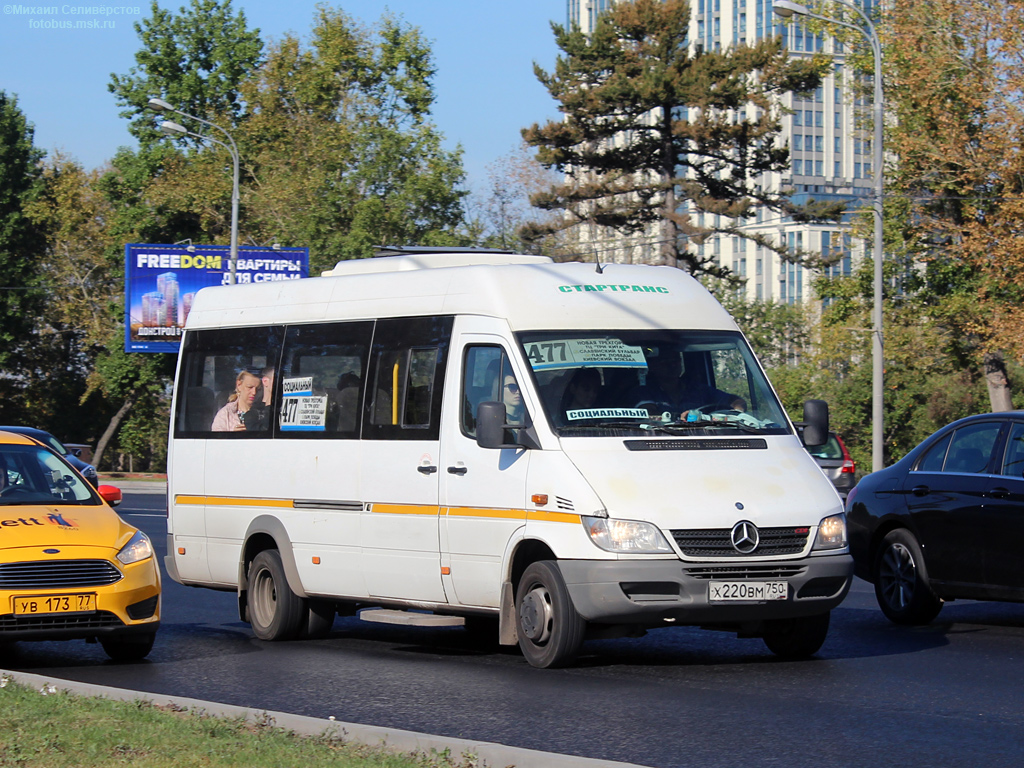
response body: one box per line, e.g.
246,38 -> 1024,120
363,316 -> 453,440
461,346 -> 527,437
943,422 -> 1001,474
174,326 -> 283,437
278,322 -> 373,439
917,433 -> 951,472
1000,422 -> 1024,479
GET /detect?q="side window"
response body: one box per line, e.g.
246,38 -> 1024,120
917,433 -> 951,472
278,322 -> 373,439
1000,422 -> 1024,479
174,326 -> 283,437
461,346 -> 526,437
363,316 -> 454,441
943,422 -> 1001,474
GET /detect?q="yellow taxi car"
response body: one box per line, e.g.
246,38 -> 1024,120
0,430 -> 160,660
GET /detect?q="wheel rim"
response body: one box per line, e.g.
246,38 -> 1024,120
519,584 -> 554,644
878,542 -> 916,611
251,565 -> 278,627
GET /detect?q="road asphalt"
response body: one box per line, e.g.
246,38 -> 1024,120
77,479 -> 643,767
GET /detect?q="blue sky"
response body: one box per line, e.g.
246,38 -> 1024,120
0,1 -> 564,192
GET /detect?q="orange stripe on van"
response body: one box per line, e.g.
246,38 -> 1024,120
444,507 -> 528,521
174,495 -> 294,508
370,503 -> 438,516
527,509 -> 581,524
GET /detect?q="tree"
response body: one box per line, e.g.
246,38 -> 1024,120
236,6 -> 467,271
522,0 -> 832,277
0,91 -> 45,380
880,0 -> 1024,412
108,0 -> 263,148
467,142 -> 565,254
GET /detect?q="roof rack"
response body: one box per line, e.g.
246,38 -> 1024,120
322,247 -> 552,277
373,246 -> 516,258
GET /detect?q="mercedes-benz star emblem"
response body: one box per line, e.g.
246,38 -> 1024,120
730,520 -> 759,554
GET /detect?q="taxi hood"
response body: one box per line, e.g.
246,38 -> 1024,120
559,436 -> 842,530
0,503 -> 130,552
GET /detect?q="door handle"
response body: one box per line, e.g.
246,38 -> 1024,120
447,466 -> 468,476
989,486 -> 1010,499
911,485 -> 930,497
417,465 -> 438,475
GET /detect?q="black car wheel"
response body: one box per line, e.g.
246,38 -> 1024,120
873,529 -> 942,625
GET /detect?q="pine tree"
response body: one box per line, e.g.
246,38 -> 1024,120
523,0 -> 831,277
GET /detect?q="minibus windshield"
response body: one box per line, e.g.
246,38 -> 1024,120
518,330 -> 792,437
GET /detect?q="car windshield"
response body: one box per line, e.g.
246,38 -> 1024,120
806,435 -> 842,459
0,443 -> 98,505
518,330 -> 792,437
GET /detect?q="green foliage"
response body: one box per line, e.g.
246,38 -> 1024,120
237,6 -> 467,271
108,0 -> 263,147
0,90 -> 45,374
522,0 -> 834,276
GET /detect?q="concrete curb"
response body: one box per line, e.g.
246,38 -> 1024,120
0,669 -> 644,768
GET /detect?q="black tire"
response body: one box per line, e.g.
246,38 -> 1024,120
873,529 -> 943,625
301,600 -> 336,640
100,632 -> 155,662
762,612 -> 830,659
515,561 -> 586,668
248,549 -> 306,641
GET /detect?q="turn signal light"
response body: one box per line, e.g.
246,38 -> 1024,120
532,494 -> 549,506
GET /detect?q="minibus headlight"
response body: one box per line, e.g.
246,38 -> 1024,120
117,530 -> 154,565
813,514 -> 847,551
582,516 -> 673,553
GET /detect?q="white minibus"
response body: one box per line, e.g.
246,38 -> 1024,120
165,247 -> 852,668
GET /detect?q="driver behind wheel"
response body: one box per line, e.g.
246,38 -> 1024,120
629,348 -> 737,419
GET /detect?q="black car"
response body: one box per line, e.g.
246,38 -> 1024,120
0,426 -> 99,487
847,411 -> 1024,624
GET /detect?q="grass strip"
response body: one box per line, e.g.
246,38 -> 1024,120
0,675 -> 478,768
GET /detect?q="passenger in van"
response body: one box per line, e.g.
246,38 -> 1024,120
243,366 -> 275,432
561,368 -> 602,415
503,373 -> 526,425
211,371 -> 261,432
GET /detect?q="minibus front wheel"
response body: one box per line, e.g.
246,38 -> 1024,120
515,561 -> 586,668
248,549 -> 305,641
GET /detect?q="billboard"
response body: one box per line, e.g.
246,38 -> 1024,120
124,243 -> 309,353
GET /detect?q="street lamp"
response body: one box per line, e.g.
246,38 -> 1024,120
773,0 -> 885,472
148,98 -> 240,286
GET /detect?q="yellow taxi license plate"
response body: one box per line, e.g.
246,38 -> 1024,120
14,593 -> 96,615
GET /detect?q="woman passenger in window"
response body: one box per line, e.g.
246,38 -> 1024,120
503,373 -> 525,426
211,371 -> 261,432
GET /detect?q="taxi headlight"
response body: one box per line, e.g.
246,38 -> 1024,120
813,514 -> 847,551
582,516 -> 673,553
116,530 -> 154,565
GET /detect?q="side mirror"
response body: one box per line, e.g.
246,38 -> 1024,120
72,448 -> 82,457
801,399 -> 829,447
98,484 -> 122,507
476,401 -> 507,449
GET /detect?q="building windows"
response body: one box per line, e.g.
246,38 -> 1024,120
794,134 -> 803,151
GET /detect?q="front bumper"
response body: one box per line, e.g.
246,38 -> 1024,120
0,555 -> 161,642
558,553 -> 853,626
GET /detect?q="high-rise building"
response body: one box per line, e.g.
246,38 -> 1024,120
157,271 -> 180,327
564,0 -> 876,305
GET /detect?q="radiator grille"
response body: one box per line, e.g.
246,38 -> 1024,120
0,611 -> 123,633
671,527 -> 809,557
0,560 -> 122,589
685,565 -> 806,580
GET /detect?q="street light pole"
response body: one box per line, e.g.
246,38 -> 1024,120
773,0 -> 885,472
148,98 -> 240,286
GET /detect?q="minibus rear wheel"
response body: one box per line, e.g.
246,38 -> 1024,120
515,561 -> 586,668
248,549 -> 305,641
